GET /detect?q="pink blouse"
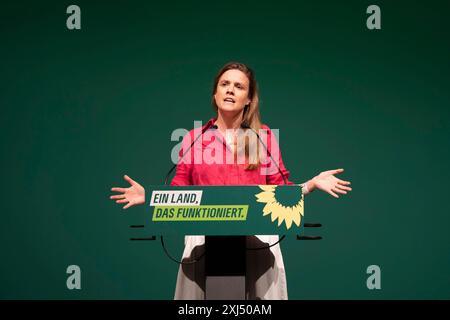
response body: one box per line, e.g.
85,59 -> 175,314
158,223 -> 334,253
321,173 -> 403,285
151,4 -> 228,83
171,118 -> 294,186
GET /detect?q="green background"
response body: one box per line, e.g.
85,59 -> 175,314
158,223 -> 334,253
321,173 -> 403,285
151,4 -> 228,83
1,0 -> 449,299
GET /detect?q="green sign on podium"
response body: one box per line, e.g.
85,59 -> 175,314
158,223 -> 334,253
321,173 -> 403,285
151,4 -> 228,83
141,184 -> 305,235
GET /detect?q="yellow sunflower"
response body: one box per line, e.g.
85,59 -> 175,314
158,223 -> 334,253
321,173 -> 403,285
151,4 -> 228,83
255,185 -> 304,229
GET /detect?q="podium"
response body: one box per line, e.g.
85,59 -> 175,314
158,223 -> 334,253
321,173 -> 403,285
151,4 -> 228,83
130,184 -> 312,299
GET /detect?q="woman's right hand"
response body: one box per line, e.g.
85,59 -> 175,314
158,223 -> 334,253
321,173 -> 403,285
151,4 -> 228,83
110,175 -> 145,209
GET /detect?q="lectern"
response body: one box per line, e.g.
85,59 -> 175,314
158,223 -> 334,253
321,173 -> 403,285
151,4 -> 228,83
128,184 -> 318,299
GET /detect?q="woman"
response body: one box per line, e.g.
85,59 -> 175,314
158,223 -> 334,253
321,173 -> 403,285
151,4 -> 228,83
110,62 -> 352,299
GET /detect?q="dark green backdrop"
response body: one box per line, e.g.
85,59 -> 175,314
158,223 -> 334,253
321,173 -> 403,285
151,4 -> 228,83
1,0 -> 449,299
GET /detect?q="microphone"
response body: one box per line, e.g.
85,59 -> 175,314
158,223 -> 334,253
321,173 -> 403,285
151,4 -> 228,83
241,123 -> 321,246
240,122 -> 287,185
164,121 -> 217,185
159,121 -> 216,266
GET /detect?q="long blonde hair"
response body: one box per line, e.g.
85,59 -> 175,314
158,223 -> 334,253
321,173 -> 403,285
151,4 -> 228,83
211,62 -> 262,170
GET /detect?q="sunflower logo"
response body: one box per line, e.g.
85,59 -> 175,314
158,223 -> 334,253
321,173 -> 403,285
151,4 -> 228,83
255,185 -> 304,229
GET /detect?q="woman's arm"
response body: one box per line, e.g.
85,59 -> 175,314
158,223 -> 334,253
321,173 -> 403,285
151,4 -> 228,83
262,127 -> 352,197
301,168 -> 352,197
110,175 -> 145,209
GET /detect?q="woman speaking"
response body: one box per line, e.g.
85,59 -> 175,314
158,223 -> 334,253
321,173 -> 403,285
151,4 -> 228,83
110,62 -> 352,299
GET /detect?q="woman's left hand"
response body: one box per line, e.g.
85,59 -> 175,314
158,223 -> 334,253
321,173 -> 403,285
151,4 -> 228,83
311,168 -> 352,198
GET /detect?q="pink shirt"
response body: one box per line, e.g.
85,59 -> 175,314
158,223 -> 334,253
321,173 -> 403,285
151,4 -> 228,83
171,118 -> 294,186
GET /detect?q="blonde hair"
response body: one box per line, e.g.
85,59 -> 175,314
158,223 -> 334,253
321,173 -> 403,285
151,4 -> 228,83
211,62 -> 262,170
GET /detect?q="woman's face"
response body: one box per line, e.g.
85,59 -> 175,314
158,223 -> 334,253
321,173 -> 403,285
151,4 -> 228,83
214,69 -> 251,114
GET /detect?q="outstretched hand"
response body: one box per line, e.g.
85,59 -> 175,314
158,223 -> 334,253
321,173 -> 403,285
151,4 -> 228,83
312,168 -> 352,198
110,175 -> 145,209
